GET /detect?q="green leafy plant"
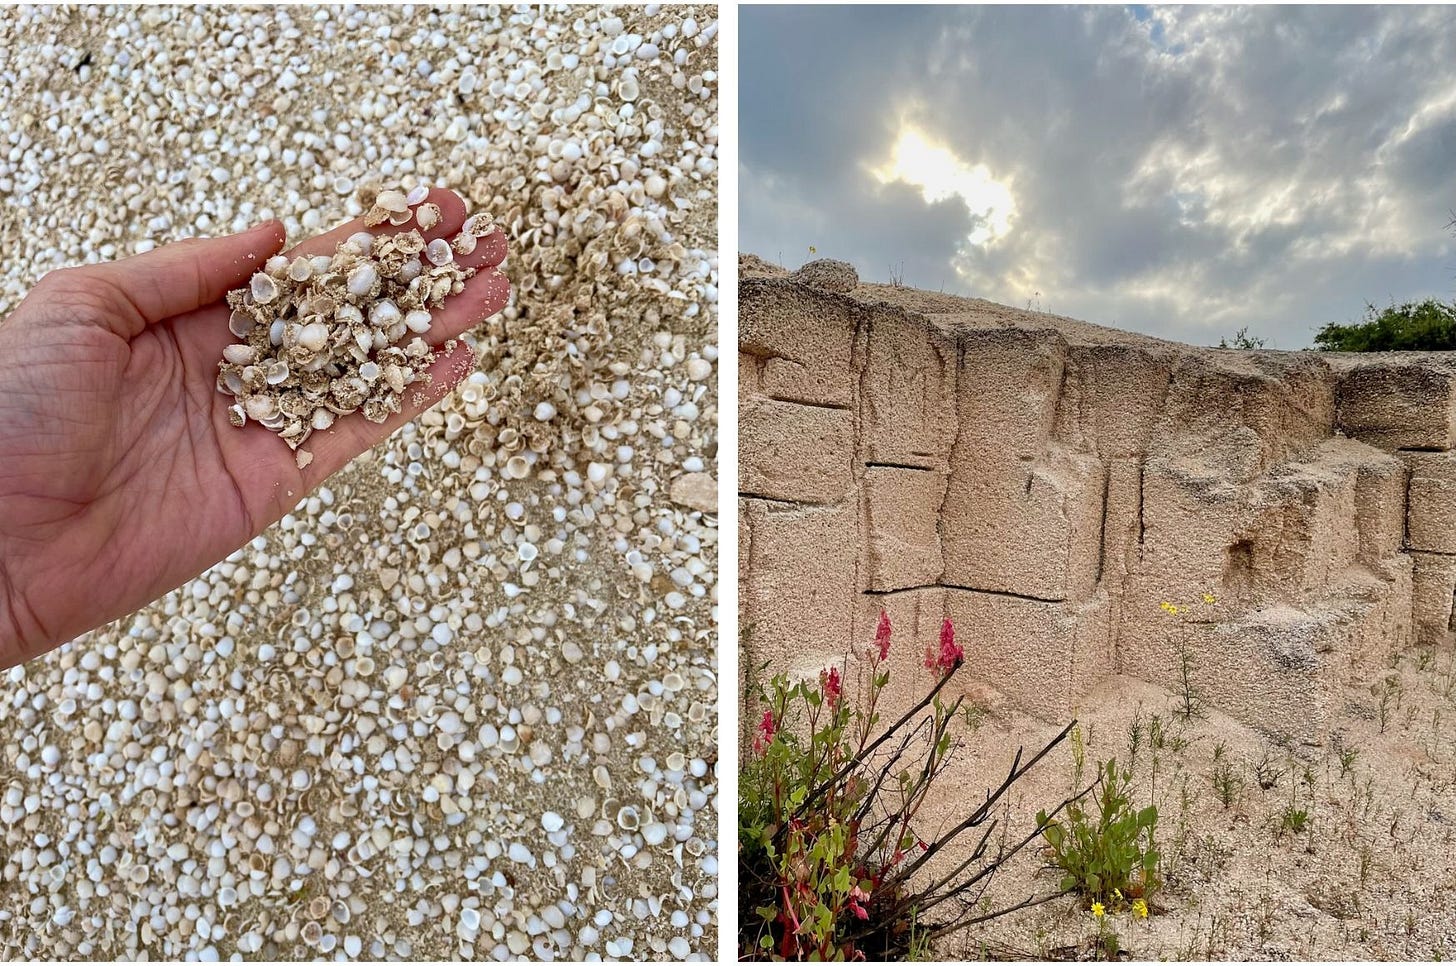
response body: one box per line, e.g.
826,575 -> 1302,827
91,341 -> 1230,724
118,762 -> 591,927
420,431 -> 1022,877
1279,804 -> 1310,836
1218,325 -> 1267,349
1314,298 -> 1456,352
739,612 -> 1087,960
1038,755 -> 1160,909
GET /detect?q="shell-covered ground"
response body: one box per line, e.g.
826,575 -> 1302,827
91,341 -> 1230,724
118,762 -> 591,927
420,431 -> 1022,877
0,4 -> 718,960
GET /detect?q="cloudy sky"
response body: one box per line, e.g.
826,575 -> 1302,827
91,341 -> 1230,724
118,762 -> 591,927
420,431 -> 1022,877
740,5 -> 1456,348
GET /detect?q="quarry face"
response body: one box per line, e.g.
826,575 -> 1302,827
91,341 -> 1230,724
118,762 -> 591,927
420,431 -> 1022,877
738,254 -> 1456,745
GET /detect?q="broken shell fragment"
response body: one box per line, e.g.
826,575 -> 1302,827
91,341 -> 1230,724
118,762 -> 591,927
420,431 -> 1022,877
462,212 -> 495,237
451,232 -> 477,256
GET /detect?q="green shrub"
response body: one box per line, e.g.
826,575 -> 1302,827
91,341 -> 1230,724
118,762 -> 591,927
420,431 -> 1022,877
1314,298 -> 1456,352
1037,757 -> 1160,908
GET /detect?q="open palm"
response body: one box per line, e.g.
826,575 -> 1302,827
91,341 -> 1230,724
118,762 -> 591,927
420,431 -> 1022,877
0,189 -> 509,667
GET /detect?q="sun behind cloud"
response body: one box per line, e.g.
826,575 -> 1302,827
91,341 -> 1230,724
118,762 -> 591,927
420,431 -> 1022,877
871,124 -> 1018,247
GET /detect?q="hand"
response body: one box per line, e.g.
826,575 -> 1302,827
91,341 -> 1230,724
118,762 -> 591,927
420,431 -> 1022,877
0,189 -> 509,668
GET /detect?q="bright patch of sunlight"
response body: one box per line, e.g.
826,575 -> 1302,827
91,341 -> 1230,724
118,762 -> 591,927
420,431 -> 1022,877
871,125 -> 1017,247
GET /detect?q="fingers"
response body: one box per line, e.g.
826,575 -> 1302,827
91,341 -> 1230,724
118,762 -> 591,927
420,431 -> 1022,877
415,265 -> 512,348
284,188 -> 468,261
49,221 -> 286,337
297,340 -> 479,488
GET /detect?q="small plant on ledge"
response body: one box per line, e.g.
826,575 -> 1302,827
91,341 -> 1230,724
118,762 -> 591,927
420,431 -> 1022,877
738,612 -> 1092,961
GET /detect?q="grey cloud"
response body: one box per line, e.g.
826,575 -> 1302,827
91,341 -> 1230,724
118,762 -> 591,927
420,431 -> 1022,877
742,5 -> 1456,348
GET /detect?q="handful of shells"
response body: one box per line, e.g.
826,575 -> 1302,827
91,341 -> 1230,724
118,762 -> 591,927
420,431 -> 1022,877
216,186 -> 498,468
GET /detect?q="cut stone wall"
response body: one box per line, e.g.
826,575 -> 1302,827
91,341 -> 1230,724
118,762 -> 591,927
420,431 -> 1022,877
739,257 -> 1456,745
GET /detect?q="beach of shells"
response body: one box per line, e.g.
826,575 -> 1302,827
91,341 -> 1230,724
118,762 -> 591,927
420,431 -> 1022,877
0,4 -> 718,961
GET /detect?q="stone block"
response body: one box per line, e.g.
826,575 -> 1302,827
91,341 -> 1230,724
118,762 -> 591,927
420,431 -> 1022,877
742,500 -> 859,682
942,447 -> 1106,601
1134,444 -> 1364,613
863,466 -> 944,591
860,306 -> 958,469
1404,452 -> 1456,554
739,398 -> 853,504
1411,551 -> 1456,647
943,590 -> 1113,722
1338,362 -> 1456,452
1353,449 -> 1409,563
954,327 -> 1068,460
1054,345 -> 1174,459
740,278 -> 854,407
1153,353 -> 1335,482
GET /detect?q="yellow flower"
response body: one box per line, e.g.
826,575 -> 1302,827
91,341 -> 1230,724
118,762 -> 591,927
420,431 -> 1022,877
808,245 -> 817,254
1159,601 -> 1179,615
1202,593 -> 1216,605
1091,902 -> 1105,918
1132,898 -> 1148,919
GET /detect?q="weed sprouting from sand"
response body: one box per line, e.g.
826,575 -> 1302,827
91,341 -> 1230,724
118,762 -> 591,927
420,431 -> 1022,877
1211,743 -> 1241,809
1336,742 -> 1359,780
1126,707 -> 1145,765
1254,750 -> 1280,791
1038,750 -> 1160,910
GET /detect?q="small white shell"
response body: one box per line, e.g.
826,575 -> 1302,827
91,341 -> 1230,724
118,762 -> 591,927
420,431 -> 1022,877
311,408 -> 336,430
344,230 -> 375,254
287,258 -> 313,282
244,396 -> 278,421
405,184 -> 431,206
250,273 -> 278,303
414,204 -> 441,231
616,806 -> 639,831
265,361 -> 290,385
347,263 -> 379,298
358,362 -> 380,382
228,310 -> 254,337
397,257 -> 422,283
404,309 -> 432,334
425,238 -> 453,266
451,232 -> 477,256
264,254 -> 289,274
369,300 -> 401,327
222,344 -> 257,365
297,322 -> 330,352
375,189 -> 409,212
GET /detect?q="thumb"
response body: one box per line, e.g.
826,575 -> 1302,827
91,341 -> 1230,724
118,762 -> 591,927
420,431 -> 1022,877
79,220 -> 288,330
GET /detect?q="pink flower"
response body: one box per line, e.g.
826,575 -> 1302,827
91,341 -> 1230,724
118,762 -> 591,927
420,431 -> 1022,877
923,618 -> 964,677
752,709 -> 776,755
821,666 -> 842,708
848,885 -> 871,921
873,610 -> 892,661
